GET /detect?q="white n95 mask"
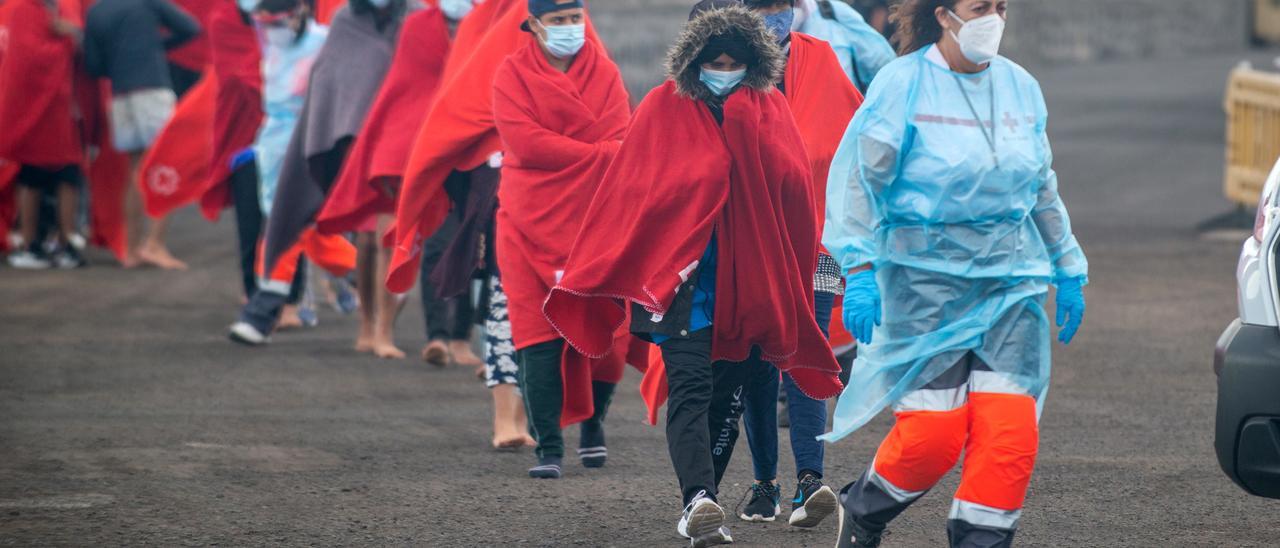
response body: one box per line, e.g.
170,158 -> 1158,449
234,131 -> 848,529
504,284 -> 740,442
949,11 -> 1005,65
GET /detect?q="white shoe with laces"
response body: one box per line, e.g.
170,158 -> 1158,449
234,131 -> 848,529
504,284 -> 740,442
677,491 -> 729,547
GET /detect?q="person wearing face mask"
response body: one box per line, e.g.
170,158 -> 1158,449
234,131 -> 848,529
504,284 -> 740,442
730,0 -> 865,530
786,0 -> 894,93
822,1 -> 1088,547
490,0 -> 632,480
230,0 -> 414,346
542,3 -> 842,546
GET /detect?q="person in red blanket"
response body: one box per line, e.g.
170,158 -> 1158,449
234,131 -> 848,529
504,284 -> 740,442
492,0 -> 630,479
0,0 -> 87,269
541,3 -> 842,545
732,0 -> 864,529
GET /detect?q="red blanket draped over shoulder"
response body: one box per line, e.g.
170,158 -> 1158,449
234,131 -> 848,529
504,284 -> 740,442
0,0 -> 81,168
167,0 -> 217,71
199,4 -> 264,220
386,0 -> 587,292
543,82 -> 844,417
493,36 -> 632,426
786,32 -> 864,349
316,8 -> 450,234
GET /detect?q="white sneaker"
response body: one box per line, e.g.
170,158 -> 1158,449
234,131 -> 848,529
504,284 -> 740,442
677,491 -> 728,547
228,322 -> 269,346
8,251 -> 51,270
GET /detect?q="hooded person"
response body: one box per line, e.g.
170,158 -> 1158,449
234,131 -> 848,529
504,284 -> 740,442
727,0 -> 865,530
230,0 -> 415,350
541,3 -> 843,546
491,0 -> 632,480
822,1 -> 1088,546
789,0 -> 894,93
0,0 -> 88,269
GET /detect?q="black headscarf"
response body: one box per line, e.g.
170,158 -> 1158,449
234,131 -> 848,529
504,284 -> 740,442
688,0 -> 761,67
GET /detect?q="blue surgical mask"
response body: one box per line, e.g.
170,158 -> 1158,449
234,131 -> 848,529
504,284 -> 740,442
763,9 -> 794,42
699,67 -> 746,96
368,0 -> 391,9
439,0 -> 473,20
237,0 -> 258,13
536,19 -> 586,59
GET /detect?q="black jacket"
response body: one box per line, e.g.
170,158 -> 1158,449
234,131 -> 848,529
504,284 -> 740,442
84,0 -> 200,93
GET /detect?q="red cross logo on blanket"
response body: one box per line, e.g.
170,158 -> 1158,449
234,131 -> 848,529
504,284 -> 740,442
146,166 -> 180,196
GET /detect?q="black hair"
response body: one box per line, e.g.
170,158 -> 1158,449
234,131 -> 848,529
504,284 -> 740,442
742,0 -> 794,9
259,0 -> 303,14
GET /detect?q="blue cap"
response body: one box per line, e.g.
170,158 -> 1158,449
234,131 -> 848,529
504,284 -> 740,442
521,0 -> 583,31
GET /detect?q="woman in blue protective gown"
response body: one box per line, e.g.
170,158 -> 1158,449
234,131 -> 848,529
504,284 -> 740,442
822,1 -> 1088,547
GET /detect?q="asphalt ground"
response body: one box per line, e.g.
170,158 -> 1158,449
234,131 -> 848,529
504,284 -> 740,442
4,49 -> 1280,547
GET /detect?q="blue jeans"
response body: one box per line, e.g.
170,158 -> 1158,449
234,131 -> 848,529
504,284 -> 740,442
742,291 -> 835,481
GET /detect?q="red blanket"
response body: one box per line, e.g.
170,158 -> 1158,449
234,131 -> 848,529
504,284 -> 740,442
493,36 -> 632,426
384,0 -> 549,292
167,0 -> 217,71
785,33 -> 864,348
138,74 -> 216,218
543,82 -> 844,405
199,4 -> 264,221
316,8 -> 451,234
316,0 -> 345,25
0,0 -> 81,168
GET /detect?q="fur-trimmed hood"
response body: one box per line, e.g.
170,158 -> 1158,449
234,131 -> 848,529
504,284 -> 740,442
664,5 -> 785,102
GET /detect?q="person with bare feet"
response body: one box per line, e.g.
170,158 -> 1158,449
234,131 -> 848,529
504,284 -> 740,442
483,275 -> 535,450
84,0 -> 199,270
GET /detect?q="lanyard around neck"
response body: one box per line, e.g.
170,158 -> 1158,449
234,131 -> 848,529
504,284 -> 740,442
952,73 -> 998,168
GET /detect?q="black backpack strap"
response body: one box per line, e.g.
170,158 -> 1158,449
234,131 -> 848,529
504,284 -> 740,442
817,0 -> 837,20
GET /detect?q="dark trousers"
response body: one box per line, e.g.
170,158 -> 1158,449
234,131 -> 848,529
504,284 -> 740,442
421,172 -> 475,341
518,338 -> 616,460
229,160 -> 263,300
742,290 -> 836,481
660,330 -> 755,505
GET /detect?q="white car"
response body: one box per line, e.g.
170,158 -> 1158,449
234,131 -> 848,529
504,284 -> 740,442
1215,155 -> 1280,499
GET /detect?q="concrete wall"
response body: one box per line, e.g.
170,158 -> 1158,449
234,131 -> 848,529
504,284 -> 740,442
589,0 -> 1254,97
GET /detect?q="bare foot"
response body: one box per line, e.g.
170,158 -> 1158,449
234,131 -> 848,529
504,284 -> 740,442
277,305 -> 303,331
420,340 -> 448,367
475,364 -> 486,381
373,342 -> 406,360
121,253 -> 142,269
355,324 -> 375,353
492,385 -> 535,450
136,243 -> 188,270
449,340 -> 483,367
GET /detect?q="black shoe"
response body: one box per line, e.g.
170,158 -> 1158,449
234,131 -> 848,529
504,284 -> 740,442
737,482 -> 780,522
789,473 -> 837,527
53,245 -> 85,269
836,495 -> 884,547
577,446 -> 606,468
528,456 -> 562,479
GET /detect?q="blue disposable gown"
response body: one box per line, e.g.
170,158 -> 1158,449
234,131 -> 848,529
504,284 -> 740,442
794,0 -> 895,93
255,23 -> 328,214
820,46 -> 1088,442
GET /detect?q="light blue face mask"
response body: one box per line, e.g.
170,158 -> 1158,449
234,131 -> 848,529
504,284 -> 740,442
699,67 -> 747,96
439,0 -> 473,20
237,0 -> 258,13
536,19 -> 586,58
762,9 -> 794,42
368,0 -> 391,9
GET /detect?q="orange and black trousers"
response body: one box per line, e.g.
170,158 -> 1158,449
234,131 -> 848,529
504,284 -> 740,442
839,353 -> 1039,548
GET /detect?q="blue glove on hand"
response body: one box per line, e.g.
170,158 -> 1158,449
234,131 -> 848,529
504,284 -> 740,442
843,269 -> 882,345
1055,277 -> 1086,345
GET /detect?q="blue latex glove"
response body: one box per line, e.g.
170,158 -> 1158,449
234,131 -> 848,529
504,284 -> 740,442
229,147 -> 255,171
1055,277 -> 1086,345
842,269 -> 881,345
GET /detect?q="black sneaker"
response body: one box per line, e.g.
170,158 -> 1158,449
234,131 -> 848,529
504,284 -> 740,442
577,446 -> 607,468
53,245 -> 85,269
836,494 -> 884,547
528,456 -> 562,479
737,481 -> 780,522
789,473 -> 837,527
